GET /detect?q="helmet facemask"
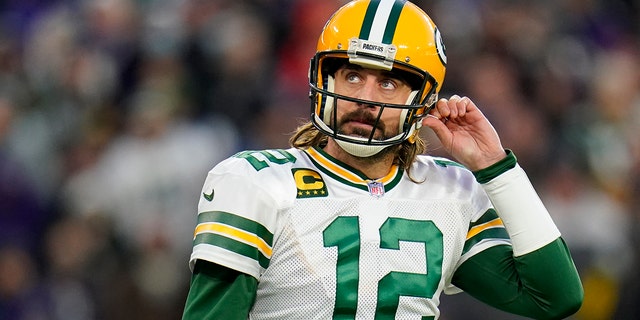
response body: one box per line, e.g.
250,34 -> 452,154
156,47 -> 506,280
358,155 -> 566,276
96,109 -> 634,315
309,53 -> 439,157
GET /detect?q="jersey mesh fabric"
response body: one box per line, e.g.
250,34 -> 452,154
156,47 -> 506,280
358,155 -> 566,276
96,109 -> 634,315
250,196 -> 478,319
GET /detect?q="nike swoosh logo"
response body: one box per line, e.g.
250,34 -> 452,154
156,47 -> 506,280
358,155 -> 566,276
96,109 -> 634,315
203,189 -> 214,201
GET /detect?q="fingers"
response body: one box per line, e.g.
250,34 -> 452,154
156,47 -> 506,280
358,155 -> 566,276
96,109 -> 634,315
430,95 -> 472,122
421,112 -> 452,146
422,94 -> 480,139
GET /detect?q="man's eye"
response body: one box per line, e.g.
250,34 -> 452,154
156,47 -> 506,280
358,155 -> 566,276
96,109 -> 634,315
346,73 -> 360,83
381,79 -> 397,90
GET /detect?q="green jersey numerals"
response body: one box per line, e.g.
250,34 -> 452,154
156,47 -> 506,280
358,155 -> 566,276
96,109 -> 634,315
235,150 -> 296,171
323,217 -> 442,320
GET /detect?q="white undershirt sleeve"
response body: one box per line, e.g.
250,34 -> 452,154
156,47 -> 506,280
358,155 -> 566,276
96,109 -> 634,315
481,164 -> 561,257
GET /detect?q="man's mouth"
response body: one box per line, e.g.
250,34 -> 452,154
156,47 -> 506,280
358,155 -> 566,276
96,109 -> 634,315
336,109 -> 386,139
340,119 -> 381,138
346,118 -> 375,128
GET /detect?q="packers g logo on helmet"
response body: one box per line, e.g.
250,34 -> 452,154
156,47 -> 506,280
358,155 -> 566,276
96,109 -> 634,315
308,0 -> 447,157
435,27 -> 447,66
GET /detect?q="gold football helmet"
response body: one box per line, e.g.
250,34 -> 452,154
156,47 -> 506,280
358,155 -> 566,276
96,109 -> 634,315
309,0 -> 447,157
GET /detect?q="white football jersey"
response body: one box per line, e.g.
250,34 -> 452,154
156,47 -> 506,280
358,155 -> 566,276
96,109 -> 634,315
190,147 -> 511,319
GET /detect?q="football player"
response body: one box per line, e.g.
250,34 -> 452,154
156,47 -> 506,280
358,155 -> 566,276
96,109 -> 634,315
182,0 -> 583,319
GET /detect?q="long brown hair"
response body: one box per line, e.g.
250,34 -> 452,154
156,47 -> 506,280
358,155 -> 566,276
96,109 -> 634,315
289,122 -> 426,181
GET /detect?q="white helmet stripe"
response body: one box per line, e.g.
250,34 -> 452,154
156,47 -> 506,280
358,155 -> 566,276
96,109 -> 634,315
368,0 -> 396,43
360,0 -> 407,44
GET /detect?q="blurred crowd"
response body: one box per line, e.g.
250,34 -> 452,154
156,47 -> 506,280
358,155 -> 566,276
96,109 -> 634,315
0,0 -> 638,319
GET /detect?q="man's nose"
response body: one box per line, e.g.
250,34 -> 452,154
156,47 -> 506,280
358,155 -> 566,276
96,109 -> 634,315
356,78 -> 380,108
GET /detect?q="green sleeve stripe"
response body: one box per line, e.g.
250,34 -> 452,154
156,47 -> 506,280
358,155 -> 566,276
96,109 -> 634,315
194,233 -> 270,269
472,150 -> 517,184
462,227 -> 510,255
470,209 -> 500,227
198,211 -> 273,245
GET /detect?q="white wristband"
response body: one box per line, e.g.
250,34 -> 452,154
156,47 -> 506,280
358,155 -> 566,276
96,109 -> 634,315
482,164 -> 561,256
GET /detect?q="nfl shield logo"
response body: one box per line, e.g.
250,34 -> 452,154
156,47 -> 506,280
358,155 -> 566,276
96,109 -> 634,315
367,181 -> 385,198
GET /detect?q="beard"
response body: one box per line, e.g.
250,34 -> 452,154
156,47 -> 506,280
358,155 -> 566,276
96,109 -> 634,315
332,108 -> 401,162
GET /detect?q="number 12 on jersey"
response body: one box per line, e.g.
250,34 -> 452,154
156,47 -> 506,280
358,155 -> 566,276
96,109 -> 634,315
323,216 -> 443,320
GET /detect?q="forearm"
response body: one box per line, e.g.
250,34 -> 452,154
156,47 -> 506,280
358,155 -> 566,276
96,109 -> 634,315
456,151 -> 583,318
453,239 -> 583,320
182,260 -> 257,320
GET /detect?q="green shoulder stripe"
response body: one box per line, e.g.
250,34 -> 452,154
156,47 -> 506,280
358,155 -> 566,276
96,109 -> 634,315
462,209 -> 510,255
462,228 -> 510,255
193,233 -> 270,269
471,208 -> 499,226
194,211 -> 273,269
197,211 -> 274,245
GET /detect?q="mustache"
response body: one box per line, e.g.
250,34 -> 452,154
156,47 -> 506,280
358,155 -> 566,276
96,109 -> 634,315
336,108 -> 385,136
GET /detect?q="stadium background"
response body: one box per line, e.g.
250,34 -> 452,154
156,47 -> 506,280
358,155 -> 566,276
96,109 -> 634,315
0,0 -> 638,319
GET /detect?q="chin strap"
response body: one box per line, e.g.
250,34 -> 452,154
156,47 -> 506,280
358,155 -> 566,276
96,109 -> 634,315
335,139 -> 389,157
322,75 -> 336,125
